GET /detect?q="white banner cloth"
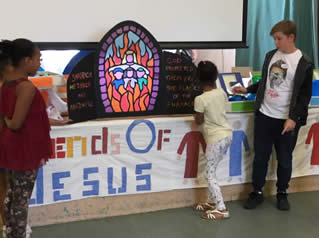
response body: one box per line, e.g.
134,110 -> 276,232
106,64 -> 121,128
30,109 -> 319,206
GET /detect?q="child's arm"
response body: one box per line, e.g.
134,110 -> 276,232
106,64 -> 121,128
193,112 -> 204,125
193,96 -> 204,125
246,81 -> 260,94
232,85 -> 248,94
49,118 -> 72,126
5,81 -> 35,130
281,119 -> 296,135
232,82 -> 260,95
289,63 -> 313,124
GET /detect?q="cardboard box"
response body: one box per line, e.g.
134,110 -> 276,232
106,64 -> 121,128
232,67 -> 252,78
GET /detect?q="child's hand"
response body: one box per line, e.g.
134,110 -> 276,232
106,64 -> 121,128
177,154 -> 181,160
232,86 -> 247,94
4,117 -> 12,128
50,118 -> 72,126
59,118 -> 73,125
281,119 -> 296,135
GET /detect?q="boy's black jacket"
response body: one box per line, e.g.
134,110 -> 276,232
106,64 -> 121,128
247,49 -> 314,126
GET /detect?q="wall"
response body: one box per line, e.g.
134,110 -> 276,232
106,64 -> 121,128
193,49 -> 236,73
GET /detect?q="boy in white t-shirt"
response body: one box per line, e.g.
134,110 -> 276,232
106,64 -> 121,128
193,61 -> 232,220
233,20 -> 313,211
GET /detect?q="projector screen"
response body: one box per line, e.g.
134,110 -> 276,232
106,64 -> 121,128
0,0 -> 247,49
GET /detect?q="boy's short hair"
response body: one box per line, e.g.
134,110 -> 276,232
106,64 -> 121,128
270,20 -> 297,39
196,61 -> 218,87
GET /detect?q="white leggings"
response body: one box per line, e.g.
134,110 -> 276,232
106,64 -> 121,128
205,137 -> 232,211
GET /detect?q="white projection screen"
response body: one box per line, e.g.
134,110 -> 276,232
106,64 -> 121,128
0,0 -> 247,49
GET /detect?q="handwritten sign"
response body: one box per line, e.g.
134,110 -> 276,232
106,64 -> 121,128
163,52 -> 201,114
67,52 -> 97,122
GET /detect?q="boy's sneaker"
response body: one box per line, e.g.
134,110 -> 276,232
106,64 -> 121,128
244,192 -> 264,209
277,192 -> 290,211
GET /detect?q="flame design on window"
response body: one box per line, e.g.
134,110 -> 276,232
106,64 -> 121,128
97,25 -> 160,113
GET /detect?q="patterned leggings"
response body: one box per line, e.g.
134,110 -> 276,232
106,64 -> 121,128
205,137 -> 232,211
4,169 -> 38,238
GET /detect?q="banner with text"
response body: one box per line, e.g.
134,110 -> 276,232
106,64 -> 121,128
30,109 -> 319,206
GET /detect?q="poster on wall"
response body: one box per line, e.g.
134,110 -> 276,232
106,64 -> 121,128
163,51 -> 201,114
67,52 -> 97,122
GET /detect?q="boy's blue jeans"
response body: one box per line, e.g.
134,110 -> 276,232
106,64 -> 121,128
252,111 -> 300,193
